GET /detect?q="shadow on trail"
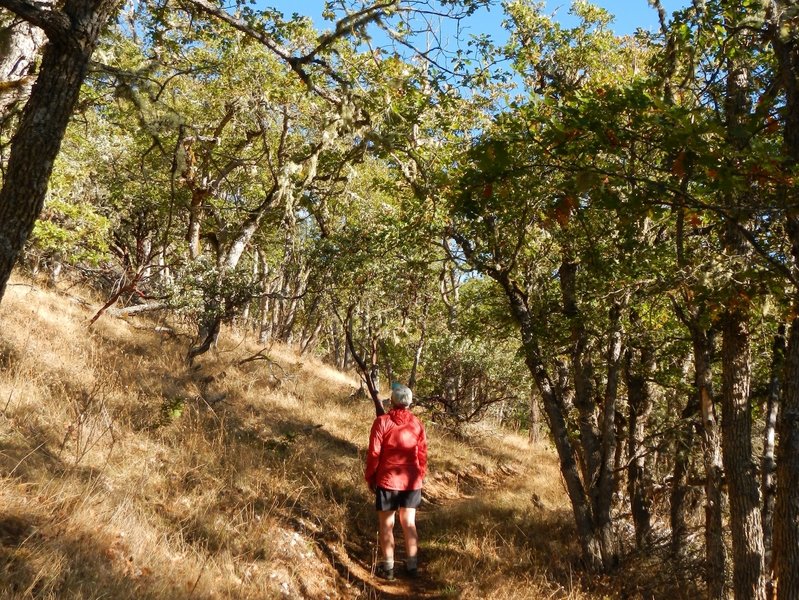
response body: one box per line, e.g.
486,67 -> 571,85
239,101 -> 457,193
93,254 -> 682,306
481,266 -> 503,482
185,389 -> 462,599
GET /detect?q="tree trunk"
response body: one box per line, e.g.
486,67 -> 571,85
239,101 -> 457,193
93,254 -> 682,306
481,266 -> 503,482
186,188 -> 207,260
408,320 -> 426,390
718,34 -> 766,598
670,392 -> 697,559
721,306 -> 766,600
613,410 -> 625,498
241,249 -> 258,325
342,316 -> 352,370
559,255 -> 621,571
188,315 -> 221,364
343,304 -> 384,417
300,318 -> 323,355
560,258 -> 603,501
594,301 -> 624,570
625,344 -> 654,548
0,0 -> 120,302
0,10 -> 46,115
762,325 -> 784,597
693,326 -> 726,600
774,316 -> 799,600
529,385 -> 541,445
496,271 -> 603,572
329,322 -> 342,368
258,295 -> 272,344
768,8 -> 799,596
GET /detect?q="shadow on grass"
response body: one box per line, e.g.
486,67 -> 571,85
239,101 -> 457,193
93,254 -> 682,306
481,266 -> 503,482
0,509 -> 208,600
423,495 -> 583,588
0,424 -> 64,481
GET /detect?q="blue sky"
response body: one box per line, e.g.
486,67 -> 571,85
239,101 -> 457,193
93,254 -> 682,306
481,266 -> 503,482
265,1 -> 690,37
547,0 -> 688,34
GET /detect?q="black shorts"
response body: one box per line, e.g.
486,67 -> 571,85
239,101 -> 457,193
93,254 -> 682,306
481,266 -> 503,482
375,487 -> 422,511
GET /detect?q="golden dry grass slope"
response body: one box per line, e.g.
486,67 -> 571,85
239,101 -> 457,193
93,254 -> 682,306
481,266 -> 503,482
0,276 -> 606,600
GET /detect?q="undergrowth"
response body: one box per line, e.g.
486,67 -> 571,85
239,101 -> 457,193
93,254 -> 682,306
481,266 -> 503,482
0,276 -> 699,599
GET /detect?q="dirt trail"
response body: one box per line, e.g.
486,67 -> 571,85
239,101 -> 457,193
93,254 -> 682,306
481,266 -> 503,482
349,461 -> 526,600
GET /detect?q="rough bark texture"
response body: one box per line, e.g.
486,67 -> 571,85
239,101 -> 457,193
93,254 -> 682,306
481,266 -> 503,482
719,32 -> 765,600
762,325 -> 784,598
555,256 -> 621,571
529,385 -> 541,445
721,308 -> 766,600
595,301 -> 623,570
625,344 -> 654,548
560,258 -> 602,497
693,327 -> 726,600
496,271 -> 603,572
669,392 -> 696,559
774,318 -> 799,600
770,4 -> 799,596
0,10 -> 46,114
0,0 -> 120,301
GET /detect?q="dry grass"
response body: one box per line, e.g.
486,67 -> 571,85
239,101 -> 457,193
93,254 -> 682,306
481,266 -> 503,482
0,275 -> 680,599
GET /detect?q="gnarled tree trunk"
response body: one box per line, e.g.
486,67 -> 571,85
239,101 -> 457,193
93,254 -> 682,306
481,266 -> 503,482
0,8 -> 46,116
493,268 -> 603,571
0,0 -> 121,302
769,6 -> 799,596
625,342 -> 654,549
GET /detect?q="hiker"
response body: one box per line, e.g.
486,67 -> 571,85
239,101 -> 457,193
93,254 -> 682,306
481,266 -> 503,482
364,383 -> 427,581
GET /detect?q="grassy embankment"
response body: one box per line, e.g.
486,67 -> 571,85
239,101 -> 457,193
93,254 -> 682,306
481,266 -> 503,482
0,275 -> 635,599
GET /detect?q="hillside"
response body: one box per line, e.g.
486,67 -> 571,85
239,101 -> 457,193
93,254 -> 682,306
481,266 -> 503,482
0,276 -> 663,600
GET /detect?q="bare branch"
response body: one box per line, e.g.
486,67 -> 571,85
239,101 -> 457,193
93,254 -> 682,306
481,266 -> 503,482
303,0 -> 398,61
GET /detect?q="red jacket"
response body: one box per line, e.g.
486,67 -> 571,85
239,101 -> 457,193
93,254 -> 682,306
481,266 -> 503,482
365,408 -> 427,491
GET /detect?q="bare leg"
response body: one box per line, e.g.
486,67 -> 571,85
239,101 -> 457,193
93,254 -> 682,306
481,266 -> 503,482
398,507 -> 418,563
377,510 -> 396,563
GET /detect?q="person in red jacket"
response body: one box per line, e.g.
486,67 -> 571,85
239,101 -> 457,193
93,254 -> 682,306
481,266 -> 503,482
364,383 -> 427,581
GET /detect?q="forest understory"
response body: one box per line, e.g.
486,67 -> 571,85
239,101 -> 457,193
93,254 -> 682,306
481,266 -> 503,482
2,0 -> 799,597
0,275 -> 706,599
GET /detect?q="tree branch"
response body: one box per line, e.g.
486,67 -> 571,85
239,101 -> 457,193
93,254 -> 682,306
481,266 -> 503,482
0,0 -> 70,41
302,0 -> 397,62
181,0 -> 377,105
332,303 -> 385,416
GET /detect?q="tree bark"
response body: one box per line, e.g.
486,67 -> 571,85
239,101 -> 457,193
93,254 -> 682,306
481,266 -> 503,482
408,322 -> 425,390
669,391 -> 697,559
559,255 -> 621,571
718,29 -> 765,599
693,326 -> 726,600
529,385 -> 541,445
342,304 -> 384,417
187,188 -> 208,260
595,300 -> 624,570
721,305 -> 766,600
625,343 -> 654,548
768,6 -> 799,596
495,270 -> 603,571
560,258 -> 602,498
0,0 -> 120,302
774,317 -> 799,600
0,8 -> 46,115
762,325 -> 784,597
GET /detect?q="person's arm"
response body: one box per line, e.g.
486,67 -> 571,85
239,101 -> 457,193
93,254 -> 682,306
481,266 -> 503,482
416,421 -> 428,480
364,418 -> 383,490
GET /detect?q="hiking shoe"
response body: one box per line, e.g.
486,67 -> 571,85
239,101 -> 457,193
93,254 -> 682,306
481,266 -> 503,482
375,565 -> 395,581
405,566 -> 418,578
